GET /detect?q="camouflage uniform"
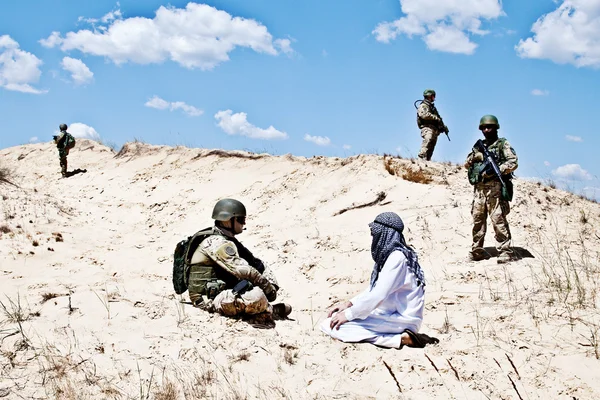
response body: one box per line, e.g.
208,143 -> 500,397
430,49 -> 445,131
465,138 -> 518,261
417,101 -> 443,160
54,131 -> 73,177
188,233 -> 278,317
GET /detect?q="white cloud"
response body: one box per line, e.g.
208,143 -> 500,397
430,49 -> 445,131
144,95 -> 203,117
531,89 -> 549,96
40,3 -> 292,70
373,0 -> 504,54
343,144 -> 351,150
304,134 -> 331,146
29,136 -> 39,143
552,163 -> 592,181
544,161 -> 551,167
214,110 -> 288,140
67,122 -> 100,140
566,135 -> 583,142
516,0 -> 600,68
0,35 -> 46,94
61,57 -> 93,85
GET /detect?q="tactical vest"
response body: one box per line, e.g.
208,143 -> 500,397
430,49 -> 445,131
467,138 -> 511,186
416,101 -> 440,129
184,227 -> 225,303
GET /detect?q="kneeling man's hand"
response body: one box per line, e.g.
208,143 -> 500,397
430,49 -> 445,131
330,312 -> 349,330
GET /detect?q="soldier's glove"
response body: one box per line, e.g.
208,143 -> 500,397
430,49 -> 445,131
206,280 -> 226,300
472,152 -> 484,162
264,283 -> 277,302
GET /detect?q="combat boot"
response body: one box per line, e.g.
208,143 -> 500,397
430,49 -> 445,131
469,250 -> 488,262
272,303 -> 292,319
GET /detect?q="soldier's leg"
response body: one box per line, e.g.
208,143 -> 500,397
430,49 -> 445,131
425,132 -> 440,161
418,128 -> 433,159
489,192 -> 512,262
470,187 -> 488,259
59,154 -> 68,177
212,287 -> 271,317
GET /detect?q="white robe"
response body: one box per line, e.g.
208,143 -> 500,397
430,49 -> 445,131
320,250 -> 425,349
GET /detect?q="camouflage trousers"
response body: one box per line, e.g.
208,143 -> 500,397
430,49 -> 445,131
58,148 -> 69,177
471,180 -> 512,257
418,127 -> 439,161
213,287 -> 272,317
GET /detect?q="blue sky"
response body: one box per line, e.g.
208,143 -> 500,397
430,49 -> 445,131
1,0 -> 599,199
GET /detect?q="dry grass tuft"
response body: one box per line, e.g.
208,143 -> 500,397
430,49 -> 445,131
402,168 -> 433,184
283,348 -> 298,365
0,294 -> 29,324
153,379 -> 178,400
234,351 -> 251,362
383,156 -> 397,176
194,149 -> 267,160
41,293 -> 63,303
383,155 -> 433,184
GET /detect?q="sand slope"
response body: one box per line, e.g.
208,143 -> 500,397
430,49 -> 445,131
1,139 -> 599,399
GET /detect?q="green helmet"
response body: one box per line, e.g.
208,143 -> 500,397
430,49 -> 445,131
423,89 -> 436,97
212,199 -> 246,221
59,123 -> 68,131
479,115 -> 500,129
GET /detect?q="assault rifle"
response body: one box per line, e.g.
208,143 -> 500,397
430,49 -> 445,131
474,139 -> 506,192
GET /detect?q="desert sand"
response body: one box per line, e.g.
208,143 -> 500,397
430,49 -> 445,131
1,139 -> 599,399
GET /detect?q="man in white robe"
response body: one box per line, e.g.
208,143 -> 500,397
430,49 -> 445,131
320,212 -> 438,349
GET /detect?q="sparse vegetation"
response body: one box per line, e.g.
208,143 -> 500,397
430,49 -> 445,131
402,167 -> 433,184
0,224 -> 11,234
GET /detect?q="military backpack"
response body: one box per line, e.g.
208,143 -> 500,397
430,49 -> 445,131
172,227 -> 217,294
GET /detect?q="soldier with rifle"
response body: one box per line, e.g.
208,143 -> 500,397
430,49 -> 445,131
464,115 -> 518,263
415,89 -> 449,161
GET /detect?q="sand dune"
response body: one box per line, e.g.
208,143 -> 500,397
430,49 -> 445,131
1,139 -> 599,399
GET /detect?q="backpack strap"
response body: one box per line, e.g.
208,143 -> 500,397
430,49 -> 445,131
184,226 -> 223,265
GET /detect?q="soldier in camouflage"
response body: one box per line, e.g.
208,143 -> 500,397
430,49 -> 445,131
53,123 -> 75,178
417,89 -> 448,161
187,199 -> 292,319
464,115 -> 518,264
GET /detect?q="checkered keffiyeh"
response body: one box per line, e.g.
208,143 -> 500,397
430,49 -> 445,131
368,212 -> 425,289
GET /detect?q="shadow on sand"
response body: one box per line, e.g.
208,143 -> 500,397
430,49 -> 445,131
66,168 -> 88,177
483,246 -> 535,260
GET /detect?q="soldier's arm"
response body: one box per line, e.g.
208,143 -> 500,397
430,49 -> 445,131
499,140 -> 518,174
202,237 -> 277,300
417,104 -> 441,123
464,148 -> 479,168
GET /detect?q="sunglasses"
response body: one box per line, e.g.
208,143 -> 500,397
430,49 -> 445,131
235,216 -> 246,225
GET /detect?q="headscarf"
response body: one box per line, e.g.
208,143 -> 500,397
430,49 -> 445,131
368,212 -> 425,289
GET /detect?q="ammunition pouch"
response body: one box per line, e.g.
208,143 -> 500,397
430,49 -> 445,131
501,179 -> 513,202
188,263 -> 225,299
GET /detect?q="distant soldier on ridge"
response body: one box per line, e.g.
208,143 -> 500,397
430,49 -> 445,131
415,89 -> 449,161
52,124 -> 76,178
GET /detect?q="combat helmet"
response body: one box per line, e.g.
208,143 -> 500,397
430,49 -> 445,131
212,199 -> 246,221
59,123 -> 68,131
423,89 -> 436,98
478,115 -> 500,130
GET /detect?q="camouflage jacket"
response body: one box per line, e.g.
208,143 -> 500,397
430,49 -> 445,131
417,100 -> 442,130
465,137 -> 518,176
194,233 -> 277,301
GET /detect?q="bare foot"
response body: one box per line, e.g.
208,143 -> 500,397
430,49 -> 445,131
400,332 -> 414,348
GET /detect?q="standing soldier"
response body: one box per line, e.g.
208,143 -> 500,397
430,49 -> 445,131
53,124 -> 76,178
416,89 -> 448,161
464,115 -> 518,263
